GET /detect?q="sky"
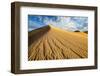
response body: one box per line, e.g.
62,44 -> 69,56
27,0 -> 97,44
28,15 -> 88,32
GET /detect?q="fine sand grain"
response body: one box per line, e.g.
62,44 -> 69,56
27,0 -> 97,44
28,25 -> 88,61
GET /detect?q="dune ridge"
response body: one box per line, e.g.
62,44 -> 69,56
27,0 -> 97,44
28,25 -> 88,61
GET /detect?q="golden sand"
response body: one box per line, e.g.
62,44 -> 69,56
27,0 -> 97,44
28,25 -> 88,61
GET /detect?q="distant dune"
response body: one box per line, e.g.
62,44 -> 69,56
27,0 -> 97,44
28,25 -> 88,61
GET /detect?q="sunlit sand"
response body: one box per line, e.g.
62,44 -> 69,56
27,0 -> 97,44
28,25 -> 88,61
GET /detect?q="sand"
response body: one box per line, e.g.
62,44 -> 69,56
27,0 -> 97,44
28,25 -> 88,61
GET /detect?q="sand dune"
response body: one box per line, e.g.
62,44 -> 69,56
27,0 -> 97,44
28,25 -> 88,61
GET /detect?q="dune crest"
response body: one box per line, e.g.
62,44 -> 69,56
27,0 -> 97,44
28,25 -> 88,61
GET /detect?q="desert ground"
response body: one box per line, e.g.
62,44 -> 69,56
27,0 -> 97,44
28,25 -> 88,61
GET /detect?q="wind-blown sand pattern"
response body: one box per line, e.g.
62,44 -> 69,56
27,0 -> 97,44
28,25 -> 88,61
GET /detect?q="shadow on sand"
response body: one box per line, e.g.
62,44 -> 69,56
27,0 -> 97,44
28,25 -> 51,47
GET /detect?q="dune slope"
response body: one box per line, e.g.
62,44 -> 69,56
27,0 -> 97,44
28,25 -> 88,61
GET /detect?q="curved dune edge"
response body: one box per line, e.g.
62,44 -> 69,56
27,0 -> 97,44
28,25 -> 88,61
